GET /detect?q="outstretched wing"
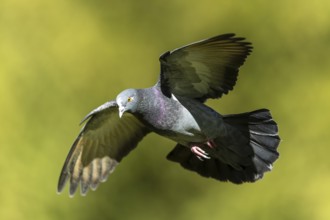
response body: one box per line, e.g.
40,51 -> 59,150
159,33 -> 252,101
57,101 -> 149,197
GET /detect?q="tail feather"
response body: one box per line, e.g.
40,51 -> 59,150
223,108 -> 280,175
167,109 -> 280,183
224,109 -> 278,135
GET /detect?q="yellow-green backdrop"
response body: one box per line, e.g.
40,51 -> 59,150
1,0 -> 329,219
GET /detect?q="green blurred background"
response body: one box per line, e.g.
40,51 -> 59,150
1,0 -> 330,219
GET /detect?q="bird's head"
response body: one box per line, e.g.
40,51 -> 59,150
116,89 -> 139,118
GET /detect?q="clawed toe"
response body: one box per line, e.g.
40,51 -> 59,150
206,140 -> 216,149
191,146 -> 210,160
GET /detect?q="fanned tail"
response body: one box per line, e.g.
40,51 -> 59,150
167,109 -> 280,183
223,109 -> 280,178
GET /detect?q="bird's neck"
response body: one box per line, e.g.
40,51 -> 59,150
134,86 -> 178,132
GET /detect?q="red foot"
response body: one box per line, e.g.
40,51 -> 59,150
206,140 -> 216,149
191,146 -> 210,161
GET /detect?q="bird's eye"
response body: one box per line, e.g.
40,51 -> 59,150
127,97 -> 133,102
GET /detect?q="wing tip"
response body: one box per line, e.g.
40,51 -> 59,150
69,179 -> 80,197
57,171 -> 69,194
211,33 -> 253,55
56,189 -> 63,195
205,33 -> 252,43
57,157 -> 120,197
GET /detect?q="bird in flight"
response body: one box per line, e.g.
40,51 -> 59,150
57,33 -> 280,197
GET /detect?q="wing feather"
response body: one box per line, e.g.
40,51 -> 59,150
57,101 -> 149,196
159,33 -> 252,101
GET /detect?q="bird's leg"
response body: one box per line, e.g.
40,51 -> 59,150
191,146 -> 210,161
206,140 -> 216,149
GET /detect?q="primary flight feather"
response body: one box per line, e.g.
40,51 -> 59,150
57,33 -> 280,196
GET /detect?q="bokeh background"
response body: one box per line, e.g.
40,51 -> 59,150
1,0 -> 330,219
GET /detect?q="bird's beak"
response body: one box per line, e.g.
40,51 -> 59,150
119,106 -> 125,118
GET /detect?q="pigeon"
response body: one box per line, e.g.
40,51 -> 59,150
57,33 -> 280,197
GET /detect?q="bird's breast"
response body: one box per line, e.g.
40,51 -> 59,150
139,92 -> 224,145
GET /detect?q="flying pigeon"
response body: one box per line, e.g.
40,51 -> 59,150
57,33 -> 280,197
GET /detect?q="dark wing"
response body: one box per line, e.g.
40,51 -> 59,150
159,33 -> 252,101
167,144 -> 260,184
57,101 -> 149,197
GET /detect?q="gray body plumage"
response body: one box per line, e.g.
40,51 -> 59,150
134,86 -> 224,145
57,33 -> 280,196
